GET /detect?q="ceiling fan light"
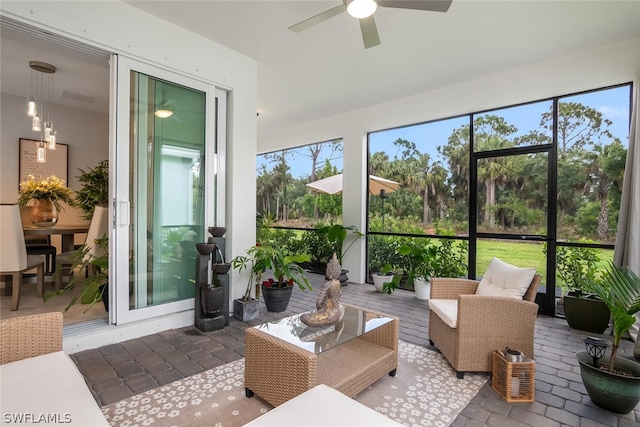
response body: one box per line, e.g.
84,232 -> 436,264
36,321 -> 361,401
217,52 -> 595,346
155,109 -> 173,119
346,0 -> 377,18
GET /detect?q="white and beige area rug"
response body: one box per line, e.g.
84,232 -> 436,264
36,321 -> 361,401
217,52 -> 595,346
101,341 -> 488,427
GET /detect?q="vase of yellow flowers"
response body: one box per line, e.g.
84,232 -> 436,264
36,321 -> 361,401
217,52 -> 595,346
18,175 -> 75,227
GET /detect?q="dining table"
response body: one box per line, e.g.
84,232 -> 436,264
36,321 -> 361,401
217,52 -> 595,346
23,224 -> 90,253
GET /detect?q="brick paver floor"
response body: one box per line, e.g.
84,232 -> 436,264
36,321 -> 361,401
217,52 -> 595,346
70,273 -> 640,426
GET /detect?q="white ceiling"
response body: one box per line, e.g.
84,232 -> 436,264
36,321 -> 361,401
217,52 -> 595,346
2,1 -> 640,137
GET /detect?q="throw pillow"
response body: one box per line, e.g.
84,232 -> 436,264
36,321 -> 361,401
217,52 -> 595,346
475,257 -> 536,299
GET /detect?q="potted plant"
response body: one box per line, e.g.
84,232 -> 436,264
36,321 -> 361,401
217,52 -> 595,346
231,254 -> 260,321
44,236 -> 109,313
18,174 -> 75,227
551,244 -> 611,333
373,263 -> 396,293
392,242 -> 437,299
575,261 -> 640,414
75,160 -> 109,219
315,224 -> 364,284
236,244 -> 312,312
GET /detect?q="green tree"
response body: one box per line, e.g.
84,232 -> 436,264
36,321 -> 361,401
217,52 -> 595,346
473,115 -> 518,230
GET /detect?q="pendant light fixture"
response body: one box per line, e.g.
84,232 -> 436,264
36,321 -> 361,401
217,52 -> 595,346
154,80 -> 173,118
27,61 -> 58,160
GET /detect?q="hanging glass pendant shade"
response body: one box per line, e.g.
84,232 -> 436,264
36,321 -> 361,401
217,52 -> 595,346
48,131 -> 57,150
32,114 -> 41,132
36,142 -> 46,163
27,96 -> 37,117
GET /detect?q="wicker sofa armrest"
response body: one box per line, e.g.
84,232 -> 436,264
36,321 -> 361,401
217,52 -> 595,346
430,278 -> 480,299
0,312 -> 63,365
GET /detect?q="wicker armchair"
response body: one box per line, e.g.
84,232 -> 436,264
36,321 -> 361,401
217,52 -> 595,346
428,274 -> 541,379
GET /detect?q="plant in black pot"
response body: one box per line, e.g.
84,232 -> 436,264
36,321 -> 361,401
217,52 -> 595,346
236,244 -> 312,313
550,244 -> 611,333
575,261 -> 640,414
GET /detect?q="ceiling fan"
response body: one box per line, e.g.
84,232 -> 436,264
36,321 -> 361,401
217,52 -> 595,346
288,0 -> 452,49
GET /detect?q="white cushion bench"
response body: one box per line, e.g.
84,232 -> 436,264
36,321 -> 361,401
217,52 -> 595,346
0,312 -> 108,426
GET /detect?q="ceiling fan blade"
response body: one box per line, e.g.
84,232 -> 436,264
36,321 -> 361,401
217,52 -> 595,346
359,15 -> 380,49
288,4 -> 347,32
378,0 -> 452,13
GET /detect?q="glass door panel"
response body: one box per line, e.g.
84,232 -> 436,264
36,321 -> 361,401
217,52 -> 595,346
130,73 -> 205,309
114,56 -> 220,324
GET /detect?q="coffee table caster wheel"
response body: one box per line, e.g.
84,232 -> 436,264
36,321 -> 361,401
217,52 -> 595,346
245,387 -> 254,398
389,369 -> 397,377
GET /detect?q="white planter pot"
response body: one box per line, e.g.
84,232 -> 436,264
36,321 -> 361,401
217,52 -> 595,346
414,277 -> 431,300
372,274 -> 394,293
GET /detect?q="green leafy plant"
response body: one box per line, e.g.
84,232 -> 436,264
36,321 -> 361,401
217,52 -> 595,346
547,243 -> 600,295
396,241 -> 437,284
585,262 -> 640,372
44,236 -> 108,313
232,244 -> 312,291
315,223 -> 364,264
75,160 -> 109,219
18,175 -> 75,211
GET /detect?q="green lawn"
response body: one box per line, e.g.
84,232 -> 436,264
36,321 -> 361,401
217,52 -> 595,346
475,240 -> 613,284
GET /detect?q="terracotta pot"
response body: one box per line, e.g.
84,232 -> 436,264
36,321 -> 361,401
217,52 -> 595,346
31,199 -> 58,227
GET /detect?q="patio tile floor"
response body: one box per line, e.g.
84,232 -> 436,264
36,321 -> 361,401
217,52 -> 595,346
70,273 -> 640,426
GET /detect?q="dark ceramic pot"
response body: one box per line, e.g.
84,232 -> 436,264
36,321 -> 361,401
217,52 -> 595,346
576,351 -> 640,414
201,284 -> 224,318
261,285 -> 293,312
564,294 -> 610,334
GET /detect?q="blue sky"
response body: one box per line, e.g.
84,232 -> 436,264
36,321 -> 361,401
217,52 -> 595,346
259,85 -> 631,180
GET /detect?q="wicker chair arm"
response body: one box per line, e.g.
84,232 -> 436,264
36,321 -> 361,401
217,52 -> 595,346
0,312 -> 63,365
430,278 -> 480,299
456,295 -> 538,343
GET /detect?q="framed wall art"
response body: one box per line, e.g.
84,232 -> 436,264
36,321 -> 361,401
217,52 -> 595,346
19,138 -> 68,184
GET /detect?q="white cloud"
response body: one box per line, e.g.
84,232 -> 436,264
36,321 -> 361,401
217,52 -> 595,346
599,106 -> 627,118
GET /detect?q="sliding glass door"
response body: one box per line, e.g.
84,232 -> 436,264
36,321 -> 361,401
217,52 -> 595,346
113,56 -> 225,324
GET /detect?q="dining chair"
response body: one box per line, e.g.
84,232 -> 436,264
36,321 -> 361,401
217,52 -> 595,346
25,235 -> 57,275
21,206 -> 57,274
54,206 -> 109,291
0,204 -> 45,311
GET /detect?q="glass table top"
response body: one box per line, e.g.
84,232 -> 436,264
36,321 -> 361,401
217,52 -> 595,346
252,305 -> 394,354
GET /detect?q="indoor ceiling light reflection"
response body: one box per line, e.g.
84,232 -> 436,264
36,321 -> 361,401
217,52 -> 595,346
154,109 -> 173,118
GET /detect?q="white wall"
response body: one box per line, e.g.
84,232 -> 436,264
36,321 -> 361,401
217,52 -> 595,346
259,38 -> 640,283
0,1 -> 257,338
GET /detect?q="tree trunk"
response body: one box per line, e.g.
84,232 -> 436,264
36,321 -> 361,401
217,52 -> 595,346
485,178 -> 496,229
598,191 -> 609,241
422,185 -> 430,227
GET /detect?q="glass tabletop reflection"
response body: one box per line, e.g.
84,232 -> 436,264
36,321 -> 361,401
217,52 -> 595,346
252,305 -> 393,354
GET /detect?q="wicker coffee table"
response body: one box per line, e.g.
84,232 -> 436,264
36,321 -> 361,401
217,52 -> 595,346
244,303 -> 399,407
